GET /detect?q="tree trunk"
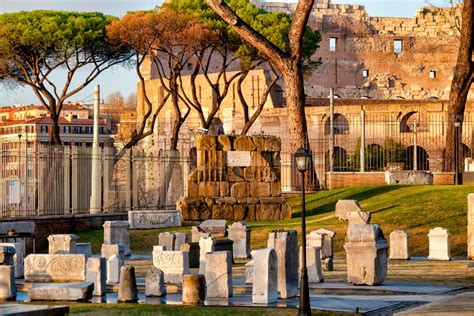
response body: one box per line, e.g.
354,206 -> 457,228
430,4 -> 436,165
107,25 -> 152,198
445,0 -> 473,174
169,72 -> 183,151
49,114 -> 61,145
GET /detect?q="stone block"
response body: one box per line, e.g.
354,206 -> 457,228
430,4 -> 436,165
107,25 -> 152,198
86,257 -> 106,296
195,135 -> 217,150
212,204 -> 233,219
199,219 -> 227,237
129,210 -> 182,230
205,251 -> 233,298
28,282 -> 93,302
267,230 -> 298,298
118,266 -> 138,303
48,234 -> 78,255
180,242 -> 200,268
219,182 -> 230,197
244,166 -> 259,181
0,245 -> 16,266
177,197 -> 212,221
280,203 -> 292,219
344,224 -> 388,285
199,182 -> 220,197
234,136 -> 256,151
217,135 -> 233,151
106,254 -> 123,285
0,266 -> 16,301
324,257 -> 334,271
227,167 -> 245,182
145,267 -> 166,297
270,182 -> 282,196
389,230 -> 410,260
308,228 -> 335,259
0,243 -> 23,278
257,204 -> 281,221
188,181 -> 199,197
228,221 -> 251,259
101,244 -> 124,260
103,221 -> 130,256
76,243 -> 92,259
191,226 -> 211,243
428,227 -> 450,261
230,182 -> 249,198
233,204 -> 246,221
199,237 -> 215,275
385,170 -> 433,185
335,199 -> 363,220
182,274 -> 206,305
252,248 -> 278,304
250,182 -> 271,197
152,247 -> 189,285
25,254 -> 86,283
159,232 -> 175,251
300,247 -> 324,283
347,211 -> 371,225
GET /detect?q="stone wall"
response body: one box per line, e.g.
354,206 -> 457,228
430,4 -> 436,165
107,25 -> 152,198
177,135 -> 290,221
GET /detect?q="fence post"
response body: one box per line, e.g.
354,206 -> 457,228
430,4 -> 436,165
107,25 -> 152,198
329,87 -> 335,172
413,119 -> 418,171
360,109 -> 366,172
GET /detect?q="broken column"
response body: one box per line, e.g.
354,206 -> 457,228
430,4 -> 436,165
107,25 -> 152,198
389,230 -> 410,260
86,257 -> 106,296
344,224 -> 388,285
103,221 -> 131,256
428,227 -> 451,261
199,236 -> 215,275
267,230 -> 298,298
118,266 -> 138,303
145,267 -> 166,297
182,274 -> 206,305
228,221 -> 251,259
205,251 -> 233,298
252,248 -> 278,304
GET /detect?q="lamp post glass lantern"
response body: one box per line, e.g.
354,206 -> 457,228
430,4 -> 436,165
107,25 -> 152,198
294,147 -> 312,315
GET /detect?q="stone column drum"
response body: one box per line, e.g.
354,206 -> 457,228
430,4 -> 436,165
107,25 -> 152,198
428,227 -> 451,261
228,221 -> 251,259
145,267 -> 166,297
118,266 -> 138,303
389,230 -> 410,260
267,230 -> 298,298
103,221 -> 131,256
344,224 -> 388,285
252,248 -> 278,304
182,274 -> 206,305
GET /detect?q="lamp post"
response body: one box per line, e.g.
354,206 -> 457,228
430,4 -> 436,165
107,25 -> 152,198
294,147 -> 312,316
454,121 -> 461,185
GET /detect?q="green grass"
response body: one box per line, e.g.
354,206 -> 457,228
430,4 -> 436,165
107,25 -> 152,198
78,185 -> 474,258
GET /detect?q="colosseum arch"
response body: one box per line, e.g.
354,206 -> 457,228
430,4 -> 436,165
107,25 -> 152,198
324,113 -> 350,135
405,145 -> 430,171
325,146 -> 349,171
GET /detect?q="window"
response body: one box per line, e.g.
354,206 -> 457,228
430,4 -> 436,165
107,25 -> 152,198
64,126 -> 71,133
40,125 -> 49,133
429,70 -> 436,79
362,70 -> 369,78
329,37 -> 337,52
393,39 -> 403,54
72,115 -> 78,119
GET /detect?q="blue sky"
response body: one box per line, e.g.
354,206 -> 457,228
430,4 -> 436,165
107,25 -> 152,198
0,0 -> 451,105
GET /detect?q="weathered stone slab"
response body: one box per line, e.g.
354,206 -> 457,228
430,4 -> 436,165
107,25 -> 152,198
308,228 -> 335,259
385,170 -> 433,185
0,245 -> 16,266
128,210 -> 181,229
0,243 -> 23,278
347,211 -> 371,225
191,226 -> 210,243
145,267 -> 166,297
28,282 -> 93,302
300,247 -> 324,283
252,248 -> 278,304
180,242 -> 199,268
76,243 -> 92,259
205,251 -> 233,298
48,234 -> 78,255
106,254 -> 123,285
0,266 -> 16,301
468,194 -> 474,259
267,230 -> 298,298
101,244 -> 124,260
344,224 -> 388,285
118,266 -> 138,303
428,227 -> 451,261
199,237 -> 215,275
198,219 -> 227,237
228,221 -> 251,259
335,200 -> 362,220
152,246 -> 189,285
159,232 -> 188,251
86,257 -> 106,296
389,230 -> 410,260
182,274 -> 205,305
103,221 -> 130,256
25,254 -> 86,282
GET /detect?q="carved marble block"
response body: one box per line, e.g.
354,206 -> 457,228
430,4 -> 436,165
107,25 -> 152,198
335,199 -> 363,220
428,227 -> 451,261
103,221 -> 131,256
389,230 -> 410,260
152,246 -> 189,285
25,254 -> 86,283
228,221 -> 251,259
205,251 -> 233,298
128,210 -> 182,229
267,230 -> 298,298
0,243 -> 23,278
344,224 -> 388,285
48,234 -> 79,254
252,248 -> 278,304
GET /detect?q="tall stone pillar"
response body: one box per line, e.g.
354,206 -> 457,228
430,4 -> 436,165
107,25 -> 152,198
90,85 -> 102,214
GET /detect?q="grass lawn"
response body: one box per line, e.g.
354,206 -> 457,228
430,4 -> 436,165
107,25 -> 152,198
78,185 -> 474,258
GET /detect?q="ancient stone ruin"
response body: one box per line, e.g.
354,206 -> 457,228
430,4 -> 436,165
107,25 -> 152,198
177,135 -> 290,221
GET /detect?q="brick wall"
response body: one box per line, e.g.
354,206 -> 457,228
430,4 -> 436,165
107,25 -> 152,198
327,172 -> 386,189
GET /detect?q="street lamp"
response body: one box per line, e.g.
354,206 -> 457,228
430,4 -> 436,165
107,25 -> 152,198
294,147 -> 312,316
454,121 -> 461,185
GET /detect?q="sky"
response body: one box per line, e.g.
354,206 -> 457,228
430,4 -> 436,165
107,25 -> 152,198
0,0 -> 451,106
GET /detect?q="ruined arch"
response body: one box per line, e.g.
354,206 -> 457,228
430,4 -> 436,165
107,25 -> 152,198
406,145 -> 429,171
400,111 -> 418,133
324,113 -> 350,135
326,146 -> 348,171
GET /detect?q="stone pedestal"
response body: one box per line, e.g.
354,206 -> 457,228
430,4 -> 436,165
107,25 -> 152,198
252,248 -> 278,304
25,254 -> 86,282
159,232 -> 188,251
468,194 -> 474,259
145,267 -> 166,297
47,234 -> 78,255
182,274 -> 206,305
128,210 -> 181,229
344,224 -> 388,285
86,257 -> 106,296
106,254 -> 123,285
101,244 -> 124,260
0,243 -> 23,278
103,221 -> 131,256
300,247 -> 324,283
228,221 -> 251,259
0,266 -> 16,301
152,246 -> 189,285
267,230 -> 298,298
428,227 -> 451,261
118,266 -> 138,303
205,251 -> 232,298
389,230 -> 410,260
199,237 -> 215,275
28,282 -> 93,302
